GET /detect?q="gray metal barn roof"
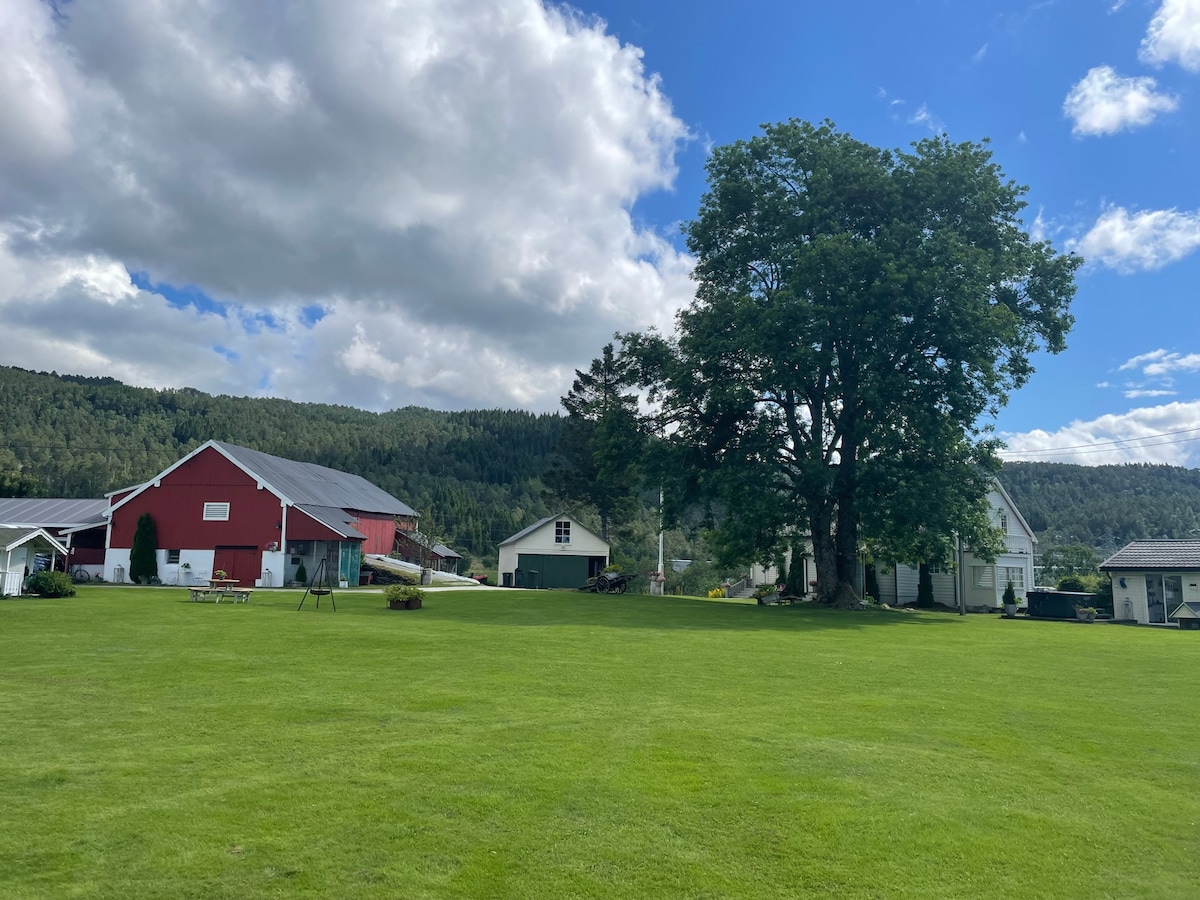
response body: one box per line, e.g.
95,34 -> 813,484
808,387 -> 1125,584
215,442 -> 416,517
1100,540 -> 1200,571
0,498 -> 108,528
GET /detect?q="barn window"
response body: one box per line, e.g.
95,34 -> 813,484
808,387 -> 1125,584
555,520 -> 571,544
203,502 -> 231,521
167,549 -> 181,564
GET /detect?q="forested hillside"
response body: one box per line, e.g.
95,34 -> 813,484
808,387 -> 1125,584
0,366 -> 563,562
997,461 -> 1200,553
5,366 -> 1200,564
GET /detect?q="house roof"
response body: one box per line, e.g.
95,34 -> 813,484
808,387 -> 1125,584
992,480 -> 1038,545
1100,541 -> 1200,571
1170,601 -> 1200,620
0,526 -> 69,555
109,440 -> 417,520
215,443 -> 416,516
0,498 -> 108,528
294,504 -> 368,540
499,514 -> 560,546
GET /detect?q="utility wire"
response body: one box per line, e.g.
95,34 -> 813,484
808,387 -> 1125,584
999,425 -> 1200,455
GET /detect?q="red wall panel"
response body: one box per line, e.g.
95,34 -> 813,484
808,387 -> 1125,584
286,511 -> 354,542
350,512 -> 397,555
110,448 -> 283,550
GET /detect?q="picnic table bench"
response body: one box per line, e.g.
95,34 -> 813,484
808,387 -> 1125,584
188,586 -> 253,603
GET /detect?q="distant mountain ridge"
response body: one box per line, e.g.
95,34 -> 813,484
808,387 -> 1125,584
3,365 -> 1199,560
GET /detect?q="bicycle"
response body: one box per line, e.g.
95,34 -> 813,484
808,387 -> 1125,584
69,564 -> 91,584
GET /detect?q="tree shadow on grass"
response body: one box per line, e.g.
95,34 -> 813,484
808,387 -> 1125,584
409,590 -> 965,633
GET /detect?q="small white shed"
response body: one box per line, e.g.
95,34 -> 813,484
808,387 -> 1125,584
1,526 -> 70,596
497,514 -> 609,589
1101,540 -> 1200,625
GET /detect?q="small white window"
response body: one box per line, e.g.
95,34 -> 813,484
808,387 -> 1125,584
998,512 -> 1009,533
972,566 -> 993,589
203,502 -> 230,521
555,520 -> 571,544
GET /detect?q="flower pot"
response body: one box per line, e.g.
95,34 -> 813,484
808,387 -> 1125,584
388,599 -> 407,610
1004,602 -> 1018,618
406,597 -> 422,610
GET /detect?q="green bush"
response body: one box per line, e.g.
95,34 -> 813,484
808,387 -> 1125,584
384,584 -> 425,605
28,570 -> 76,598
295,562 -> 308,584
1003,581 -> 1017,606
129,512 -> 158,584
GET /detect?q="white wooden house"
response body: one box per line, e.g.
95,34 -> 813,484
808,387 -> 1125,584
749,481 -> 1036,610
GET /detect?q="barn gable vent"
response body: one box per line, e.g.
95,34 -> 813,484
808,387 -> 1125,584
203,502 -> 231,521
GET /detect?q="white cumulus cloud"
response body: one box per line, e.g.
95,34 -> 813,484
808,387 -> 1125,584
1075,206 -> 1200,271
1001,400 -> 1200,465
1063,65 -> 1178,136
0,0 -> 696,411
1141,0 -> 1200,71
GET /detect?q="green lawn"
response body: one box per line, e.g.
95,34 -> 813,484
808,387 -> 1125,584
2,587 -> 1198,899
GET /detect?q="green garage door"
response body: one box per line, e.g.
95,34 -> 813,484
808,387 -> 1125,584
516,554 -> 590,589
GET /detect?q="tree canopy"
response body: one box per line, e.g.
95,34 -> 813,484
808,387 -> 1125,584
548,344 -> 645,542
620,120 -> 1081,606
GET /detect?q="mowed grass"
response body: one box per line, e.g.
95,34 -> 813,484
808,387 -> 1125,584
2,588 -> 1198,899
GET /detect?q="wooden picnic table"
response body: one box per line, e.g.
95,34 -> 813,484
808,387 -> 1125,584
189,581 -> 253,603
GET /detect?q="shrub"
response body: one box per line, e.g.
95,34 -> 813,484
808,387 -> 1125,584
1003,581 -> 1017,606
1057,575 -> 1089,593
708,586 -> 726,599
384,584 -> 425,605
129,512 -> 159,584
295,562 -> 308,584
28,570 -> 76,598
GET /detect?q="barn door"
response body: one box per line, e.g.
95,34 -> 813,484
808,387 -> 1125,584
213,546 -> 260,586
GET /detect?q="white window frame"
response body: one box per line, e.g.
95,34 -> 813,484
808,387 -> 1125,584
1000,566 -> 1025,591
998,512 -> 1009,533
555,520 -> 571,544
203,502 -> 230,521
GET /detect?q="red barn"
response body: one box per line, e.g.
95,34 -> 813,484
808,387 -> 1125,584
103,441 -> 418,587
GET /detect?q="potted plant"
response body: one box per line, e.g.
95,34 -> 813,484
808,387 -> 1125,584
1076,605 -> 1097,623
384,584 -> 425,610
214,569 -> 227,580
1002,581 -> 1019,618
181,561 -> 192,585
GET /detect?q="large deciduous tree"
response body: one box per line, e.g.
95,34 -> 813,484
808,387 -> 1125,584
621,120 -> 1080,607
549,343 -> 645,542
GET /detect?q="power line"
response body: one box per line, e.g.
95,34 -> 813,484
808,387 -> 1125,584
1001,433 -> 1200,458
999,425 -> 1200,455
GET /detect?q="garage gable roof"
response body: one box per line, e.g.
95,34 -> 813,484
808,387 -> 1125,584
499,513 -> 603,547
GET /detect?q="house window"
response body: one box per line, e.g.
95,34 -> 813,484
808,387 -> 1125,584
972,566 -> 993,589
998,512 -> 1009,533
1000,566 -> 1025,591
555,520 -> 571,544
167,549 -> 181,564
203,502 -> 230,521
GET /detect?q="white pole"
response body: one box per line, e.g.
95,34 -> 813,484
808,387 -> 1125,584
657,486 -> 665,577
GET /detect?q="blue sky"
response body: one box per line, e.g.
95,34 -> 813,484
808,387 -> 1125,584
585,0 -> 1200,460
0,0 -> 1197,463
